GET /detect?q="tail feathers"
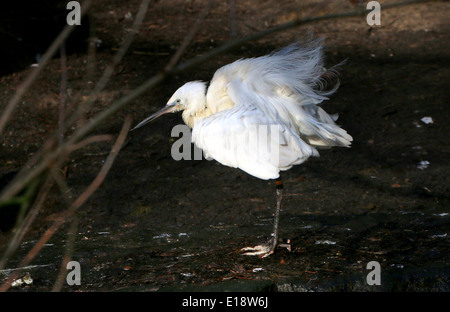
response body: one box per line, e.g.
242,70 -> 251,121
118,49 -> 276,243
305,123 -> 353,148
303,105 -> 337,124
295,110 -> 352,148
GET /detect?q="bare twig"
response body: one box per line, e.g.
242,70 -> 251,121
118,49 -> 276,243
0,0 -> 435,205
0,116 -> 132,292
65,0 -> 151,130
51,214 -> 78,292
0,0 -> 437,292
0,0 -> 149,207
165,0 -> 213,71
85,13 -> 98,89
0,0 -> 93,136
66,134 -> 113,152
58,43 -> 68,146
174,0 -> 436,73
0,176 -> 54,271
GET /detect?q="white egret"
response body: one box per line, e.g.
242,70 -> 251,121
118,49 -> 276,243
133,39 -> 352,257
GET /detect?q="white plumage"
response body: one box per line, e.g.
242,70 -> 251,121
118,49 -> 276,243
133,39 -> 353,257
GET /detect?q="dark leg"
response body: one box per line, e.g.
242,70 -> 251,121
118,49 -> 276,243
270,178 -> 284,251
242,178 -> 291,257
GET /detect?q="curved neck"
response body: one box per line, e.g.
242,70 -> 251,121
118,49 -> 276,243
182,95 -> 209,128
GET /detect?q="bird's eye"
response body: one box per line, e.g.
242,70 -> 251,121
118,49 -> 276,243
176,99 -> 181,104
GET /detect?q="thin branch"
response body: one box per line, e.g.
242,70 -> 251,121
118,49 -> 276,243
0,0 -> 93,136
58,43 -> 68,146
0,0 -> 437,292
64,0 -> 151,130
70,0 -> 438,141
0,0 -> 149,204
66,134 -> 113,152
51,215 -> 78,292
0,116 -> 132,292
174,0 -> 437,73
0,0 -> 437,207
165,0 -> 213,71
0,176 -> 54,271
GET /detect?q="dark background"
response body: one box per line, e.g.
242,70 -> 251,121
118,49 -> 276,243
0,0 -> 448,291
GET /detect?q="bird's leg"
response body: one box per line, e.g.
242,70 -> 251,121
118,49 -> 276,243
242,178 -> 291,257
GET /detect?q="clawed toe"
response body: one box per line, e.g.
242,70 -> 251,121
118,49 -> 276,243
241,244 -> 274,258
241,238 -> 291,258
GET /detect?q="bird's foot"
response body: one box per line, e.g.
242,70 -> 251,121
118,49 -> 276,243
241,238 -> 291,258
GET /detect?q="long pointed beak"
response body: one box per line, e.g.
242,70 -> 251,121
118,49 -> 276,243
131,102 -> 178,131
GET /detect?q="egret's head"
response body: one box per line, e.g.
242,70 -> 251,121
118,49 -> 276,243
167,81 -> 206,110
131,81 -> 206,131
